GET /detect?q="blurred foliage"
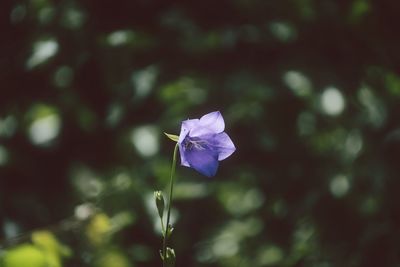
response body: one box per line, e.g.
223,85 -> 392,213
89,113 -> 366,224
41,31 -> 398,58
2,231 -> 70,267
2,0 -> 400,266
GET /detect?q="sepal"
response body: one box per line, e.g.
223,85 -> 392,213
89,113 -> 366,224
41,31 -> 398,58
164,132 -> 179,142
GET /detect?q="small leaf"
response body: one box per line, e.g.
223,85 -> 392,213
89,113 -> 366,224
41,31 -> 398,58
164,133 -> 179,142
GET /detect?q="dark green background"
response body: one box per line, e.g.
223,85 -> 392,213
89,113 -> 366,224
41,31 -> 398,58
2,0 -> 400,266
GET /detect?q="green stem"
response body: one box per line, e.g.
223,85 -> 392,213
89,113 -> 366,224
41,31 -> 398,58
162,142 -> 179,267
159,217 -> 165,236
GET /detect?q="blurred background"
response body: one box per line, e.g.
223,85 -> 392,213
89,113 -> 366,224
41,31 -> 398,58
2,0 -> 400,266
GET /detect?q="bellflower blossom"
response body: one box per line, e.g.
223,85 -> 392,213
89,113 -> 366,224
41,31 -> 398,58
177,111 -> 236,177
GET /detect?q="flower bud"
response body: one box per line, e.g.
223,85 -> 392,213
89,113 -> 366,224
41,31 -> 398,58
154,191 -> 165,218
166,224 -> 174,237
165,247 -> 176,267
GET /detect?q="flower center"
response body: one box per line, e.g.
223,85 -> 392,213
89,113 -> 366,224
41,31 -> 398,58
183,137 -> 208,151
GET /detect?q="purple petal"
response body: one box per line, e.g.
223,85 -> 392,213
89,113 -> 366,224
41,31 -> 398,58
178,143 -> 190,167
190,111 -> 225,137
178,119 -> 199,143
199,111 -> 225,133
185,147 -> 219,177
212,132 -> 236,161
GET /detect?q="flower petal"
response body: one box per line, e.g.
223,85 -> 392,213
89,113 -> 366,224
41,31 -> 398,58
212,132 -> 236,161
189,111 -> 225,137
185,147 -> 219,177
178,143 -> 190,167
200,111 -> 225,132
178,119 -> 199,143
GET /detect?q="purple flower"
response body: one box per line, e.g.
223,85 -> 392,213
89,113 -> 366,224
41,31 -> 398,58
178,111 -> 236,177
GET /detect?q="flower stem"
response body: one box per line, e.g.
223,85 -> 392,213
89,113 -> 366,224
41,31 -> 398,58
162,142 -> 179,267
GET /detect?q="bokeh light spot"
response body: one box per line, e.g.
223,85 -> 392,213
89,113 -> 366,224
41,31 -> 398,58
131,65 -> 158,98
330,174 -> 350,198
344,130 -> 363,159
220,186 -> 265,216
29,114 -> 61,146
0,115 -> 17,138
3,219 -> 20,239
283,71 -> 312,97
61,6 -> 85,29
358,86 -> 386,128
95,251 -> 131,267
75,203 -> 96,221
269,22 -> 296,42
53,66 -> 74,88
212,233 -> 239,258
130,126 -> 159,157
71,165 -> 104,199
38,6 -> 55,24
27,105 -> 61,146
257,245 -> 284,266
107,30 -> 135,46
174,182 -> 208,199
112,172 -> 132,191
106,103 -> 124,128
160,77 -> 207,105
320,87 -> 345,116
26,39 -> 59,69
